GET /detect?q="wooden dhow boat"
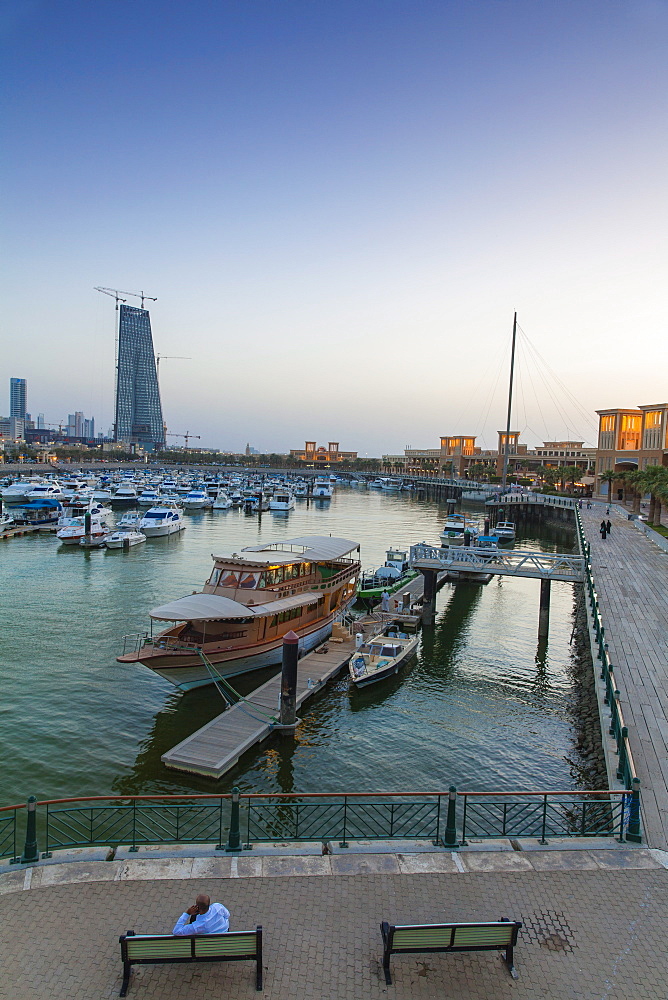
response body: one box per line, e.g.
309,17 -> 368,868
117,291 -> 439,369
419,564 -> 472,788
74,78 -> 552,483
117,534 -> 361,689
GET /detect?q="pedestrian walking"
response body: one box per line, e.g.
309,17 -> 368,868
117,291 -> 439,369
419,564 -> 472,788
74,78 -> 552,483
600,520 -> 607,540
381,590 -> 390,612
606,519 -> 611,534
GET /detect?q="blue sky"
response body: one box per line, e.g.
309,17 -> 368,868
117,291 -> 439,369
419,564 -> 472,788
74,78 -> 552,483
2,0 -> 667,453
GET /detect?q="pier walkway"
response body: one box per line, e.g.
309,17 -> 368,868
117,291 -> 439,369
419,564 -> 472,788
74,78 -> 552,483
580,503 -> 668,850
162,637 -> 356,778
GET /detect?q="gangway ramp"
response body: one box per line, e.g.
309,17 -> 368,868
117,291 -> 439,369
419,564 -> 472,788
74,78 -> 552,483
162,637 -> 356,779
410,544 -> 585,583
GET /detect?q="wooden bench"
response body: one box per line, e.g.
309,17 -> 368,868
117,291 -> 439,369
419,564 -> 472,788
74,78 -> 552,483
119,927 -> 263,995
380,918 -> 522,984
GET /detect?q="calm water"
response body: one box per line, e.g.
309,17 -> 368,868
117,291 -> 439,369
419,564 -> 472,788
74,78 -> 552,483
0,488 -> 584,804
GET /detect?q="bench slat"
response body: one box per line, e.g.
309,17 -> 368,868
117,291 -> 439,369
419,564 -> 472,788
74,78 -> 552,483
195,935 -> 257,957
126,940 -> 191,959
392,930 -> 452,949
453,926 -> 514,947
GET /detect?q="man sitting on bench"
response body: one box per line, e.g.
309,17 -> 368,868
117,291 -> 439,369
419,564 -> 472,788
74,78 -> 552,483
173,893 -> 230,935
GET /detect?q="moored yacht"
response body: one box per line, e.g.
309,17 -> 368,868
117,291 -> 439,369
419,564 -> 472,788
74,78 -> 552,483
117,534 -> 361,688
312,479 -> 332,499
268,490 -> 295,512
182,488 -> 213,509
139,502 -> 186,537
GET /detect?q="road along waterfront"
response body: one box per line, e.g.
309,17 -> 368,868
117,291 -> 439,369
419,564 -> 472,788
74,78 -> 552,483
0,487 -> 603,804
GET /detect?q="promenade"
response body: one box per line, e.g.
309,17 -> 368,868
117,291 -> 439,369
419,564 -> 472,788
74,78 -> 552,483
580,503 -> 668,849
1,844 -> 668,999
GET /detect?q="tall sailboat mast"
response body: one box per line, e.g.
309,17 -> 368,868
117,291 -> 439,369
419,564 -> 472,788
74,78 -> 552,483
501,311 -> 517,491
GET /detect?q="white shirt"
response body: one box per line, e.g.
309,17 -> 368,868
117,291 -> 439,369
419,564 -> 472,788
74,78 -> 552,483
173,902 -> 230,935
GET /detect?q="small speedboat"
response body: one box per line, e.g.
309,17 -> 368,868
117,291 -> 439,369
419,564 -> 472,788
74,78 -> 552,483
105,529 -> 147,549
0,513 -> 15,533
494,521 -> 516,541
349,629 -> 419,687
212,491 -> 233,510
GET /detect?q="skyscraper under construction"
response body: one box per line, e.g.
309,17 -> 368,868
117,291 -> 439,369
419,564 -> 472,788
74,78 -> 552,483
114,304 -> 165,452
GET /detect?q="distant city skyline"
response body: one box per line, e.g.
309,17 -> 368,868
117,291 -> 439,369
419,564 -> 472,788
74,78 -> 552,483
2,1 -> 666,453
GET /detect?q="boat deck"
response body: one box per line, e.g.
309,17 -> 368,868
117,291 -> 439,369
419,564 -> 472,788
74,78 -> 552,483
162,636 -> 357,779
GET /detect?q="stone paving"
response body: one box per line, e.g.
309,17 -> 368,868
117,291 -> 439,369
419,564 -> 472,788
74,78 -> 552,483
2,846 -> 668,999
580,501 -> 668,850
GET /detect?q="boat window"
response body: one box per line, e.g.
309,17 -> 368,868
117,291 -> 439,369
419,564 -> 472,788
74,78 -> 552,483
219,570 -> 239,587
238,572 -> 259,589
209,569 -> 221,587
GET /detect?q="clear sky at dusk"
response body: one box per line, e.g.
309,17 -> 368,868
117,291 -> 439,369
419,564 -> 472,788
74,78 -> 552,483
2,0 -> 667,454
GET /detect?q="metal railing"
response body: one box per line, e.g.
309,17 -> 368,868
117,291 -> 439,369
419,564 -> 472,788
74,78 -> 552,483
486,493 -> 579,509
459,790 -> 631,844
410,543 -> 585,582
575,510 -> 640,836
2,783 -> 641,863
0,806 -> 19,862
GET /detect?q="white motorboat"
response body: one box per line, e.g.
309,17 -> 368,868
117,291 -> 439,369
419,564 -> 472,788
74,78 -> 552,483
79,529 -> 108,548
112,484 -> 139,506
439,514 -> 478,547
139,503 -> 186,536
182,489 -> 213,509
0,513 -> 15,533
25,483 -> 64,501
268,490 -> 295,512
137,490 -> 162,507
494,521 -> 516,541
116,511 -> 142,530
212,491 -> 233,510
312,479 -> 332,498
1,478 -> 46,505
105,529 -> 147,549
57,513 -> 109,545
349,628 -> 419,687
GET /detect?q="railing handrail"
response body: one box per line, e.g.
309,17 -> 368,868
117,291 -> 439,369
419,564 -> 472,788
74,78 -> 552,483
7,787 -> 633,810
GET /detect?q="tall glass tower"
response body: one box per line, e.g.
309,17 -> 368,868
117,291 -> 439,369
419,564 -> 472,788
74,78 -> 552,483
10,378 -> 27,420
114,305 -> 165,451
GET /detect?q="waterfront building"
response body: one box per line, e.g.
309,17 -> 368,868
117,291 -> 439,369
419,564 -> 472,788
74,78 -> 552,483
114,304 -> 165,452
9,378 -> 26,420
289,441 -> 358,464
382,435 -> 596,481
595,403 -> 668,494
0,416 -> 25,442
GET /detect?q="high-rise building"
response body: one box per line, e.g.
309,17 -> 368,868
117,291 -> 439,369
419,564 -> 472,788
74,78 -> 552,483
37,413 -> 45,429
114,304 -> 165,451
10,378 -> 27,420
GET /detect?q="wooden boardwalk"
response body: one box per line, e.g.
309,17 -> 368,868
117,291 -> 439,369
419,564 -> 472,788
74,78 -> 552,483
580,503 -> 668,849
162,636 -> 357,778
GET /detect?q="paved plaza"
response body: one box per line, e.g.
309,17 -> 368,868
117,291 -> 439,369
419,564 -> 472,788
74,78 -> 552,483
2,845 -> 668,999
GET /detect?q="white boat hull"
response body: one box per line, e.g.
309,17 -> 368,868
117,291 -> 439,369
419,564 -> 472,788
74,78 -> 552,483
141,521 -> 185,537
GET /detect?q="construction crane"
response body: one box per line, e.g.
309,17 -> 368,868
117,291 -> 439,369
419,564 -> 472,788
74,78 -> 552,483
94,287 -> 157,309
156,355 -> 191,375
166,432 -> 201,449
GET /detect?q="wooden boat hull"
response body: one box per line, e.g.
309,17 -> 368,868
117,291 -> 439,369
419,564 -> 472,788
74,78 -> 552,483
119,617 -> 335,690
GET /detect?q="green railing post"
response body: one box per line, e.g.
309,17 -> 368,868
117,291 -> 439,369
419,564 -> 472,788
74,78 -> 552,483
21,796 -> 39,864
539,794 -> 548,844
129,800 -> 138,852
225,787 -> 242,852
339,796 -> 349,848
216,798 -> 225,851
443,786 -> 459,847
616,727 -> 629,782
626,778 -> 642,843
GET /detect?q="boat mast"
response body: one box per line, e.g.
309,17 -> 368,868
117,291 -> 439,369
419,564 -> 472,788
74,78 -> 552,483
501,311 -> 517,491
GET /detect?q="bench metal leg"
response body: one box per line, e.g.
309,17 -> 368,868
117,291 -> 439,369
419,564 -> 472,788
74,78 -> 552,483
256,925 -> 263,990
380,922 -> 393,985
119,961 -> 131,997
503,945 -> 519,979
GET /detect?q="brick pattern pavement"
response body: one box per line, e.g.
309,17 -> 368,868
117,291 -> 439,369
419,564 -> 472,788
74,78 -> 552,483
2,860 -> 668,999
580,503 -> 668,849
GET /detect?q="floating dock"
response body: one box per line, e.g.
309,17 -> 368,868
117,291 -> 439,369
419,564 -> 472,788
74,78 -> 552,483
162,635 -> 357,778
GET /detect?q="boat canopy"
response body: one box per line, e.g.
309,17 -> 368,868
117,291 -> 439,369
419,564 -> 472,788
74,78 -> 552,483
241,535 -> 359,562
150,591 -> 320,622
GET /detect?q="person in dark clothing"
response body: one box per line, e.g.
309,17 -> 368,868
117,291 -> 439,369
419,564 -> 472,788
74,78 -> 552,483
606,520 -> 611,534
600,520 -> 607,539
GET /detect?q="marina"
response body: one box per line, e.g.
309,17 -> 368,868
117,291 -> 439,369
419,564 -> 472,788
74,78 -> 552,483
0,484 -> 594,806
